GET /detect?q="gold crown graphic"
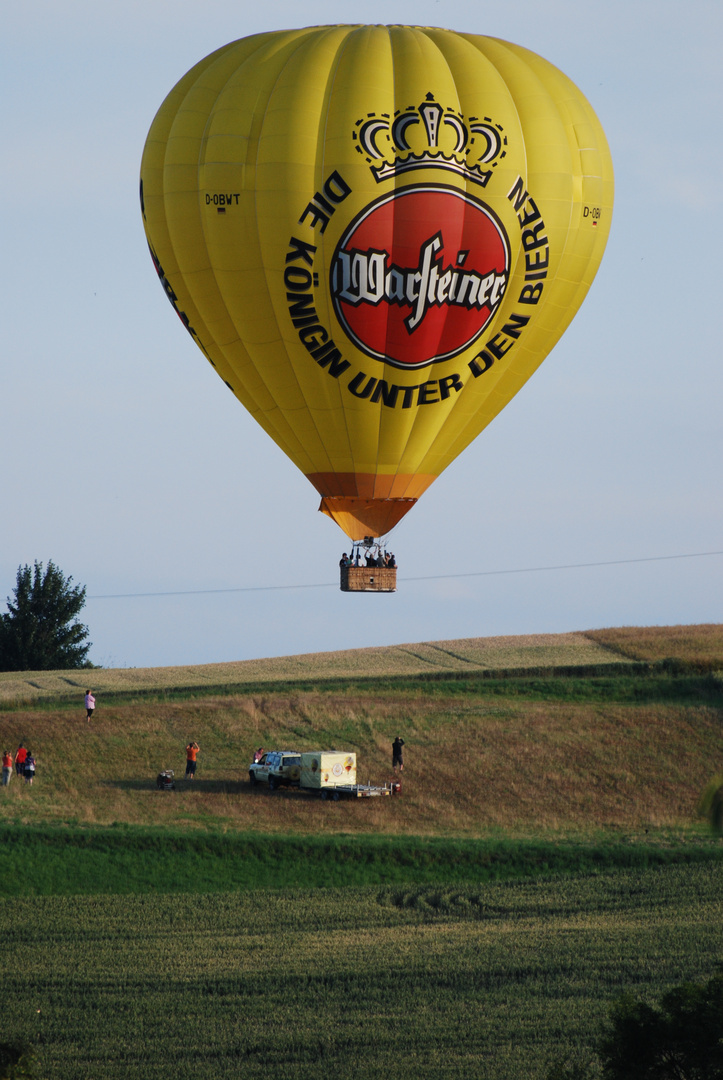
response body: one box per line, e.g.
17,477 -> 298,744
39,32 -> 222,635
353,93 -> 506,186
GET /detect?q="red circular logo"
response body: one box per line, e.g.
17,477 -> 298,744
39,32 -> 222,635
330,186 -> 509,370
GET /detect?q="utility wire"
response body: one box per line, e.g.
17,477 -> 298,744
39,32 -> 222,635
87,549 -> 723,601
402,550 -> 723,582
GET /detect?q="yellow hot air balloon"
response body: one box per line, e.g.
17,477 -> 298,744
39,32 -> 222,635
140,25 -> 613,543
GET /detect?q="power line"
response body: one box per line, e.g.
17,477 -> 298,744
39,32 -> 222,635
403,550 -> 723,582
90,581 -> 338,599
87,549 -> 723,601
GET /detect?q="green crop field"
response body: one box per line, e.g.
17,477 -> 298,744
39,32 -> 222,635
2,867 -> 722,1079
0,624 -> 722,1078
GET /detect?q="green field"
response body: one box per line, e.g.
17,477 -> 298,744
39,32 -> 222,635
2,867 -> 722,1079
1,625 -> 722,1078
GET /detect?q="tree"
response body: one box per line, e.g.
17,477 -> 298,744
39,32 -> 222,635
0,1037 -> 42,1078
545,972 -> 723,1080
0,560 -> 93,671
546,1050 -> 601,1080
599,970 -> 723,1080
697,774 -> 723,835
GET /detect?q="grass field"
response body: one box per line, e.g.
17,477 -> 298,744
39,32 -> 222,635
1,673 -> 721,835
2,824 -> 722,896
0,624 -> 721,1078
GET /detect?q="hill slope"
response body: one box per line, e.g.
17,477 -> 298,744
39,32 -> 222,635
1,625 -> 721,836
1,623 -> 721,705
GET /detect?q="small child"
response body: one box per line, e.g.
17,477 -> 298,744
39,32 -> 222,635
24,752 -> 36,784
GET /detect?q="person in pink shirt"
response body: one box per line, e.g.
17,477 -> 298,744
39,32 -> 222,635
85,691 -> 96,722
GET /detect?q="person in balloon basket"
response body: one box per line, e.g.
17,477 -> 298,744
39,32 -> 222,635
339,553 -> 351,568
392,736 -> 405,772
85,690 -> 96,722
15,743 -> 28,778
2,749 -> 13,787
185,741 -> 200,780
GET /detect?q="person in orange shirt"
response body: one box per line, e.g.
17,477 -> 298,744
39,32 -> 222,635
185,741 -> 200,780
2,749 -> 13,786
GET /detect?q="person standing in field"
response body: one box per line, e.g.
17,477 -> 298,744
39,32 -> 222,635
24,752 -> 36,785
85,690 -> 96,722
15,743 -> 27,778
392,736 -> 405,772
2,750 -> 12,786
185,741 -> 200,780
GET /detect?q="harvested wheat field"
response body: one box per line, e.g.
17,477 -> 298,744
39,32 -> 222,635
586,623 -> 723,667
4,624 -> 720,707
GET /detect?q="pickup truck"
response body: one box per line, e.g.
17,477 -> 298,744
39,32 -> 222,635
248,750 -> 302,789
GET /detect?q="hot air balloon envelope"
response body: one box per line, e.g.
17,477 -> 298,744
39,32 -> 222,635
140,25 -> 613,539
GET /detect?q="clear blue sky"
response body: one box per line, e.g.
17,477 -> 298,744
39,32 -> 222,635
2,0 -> 721,668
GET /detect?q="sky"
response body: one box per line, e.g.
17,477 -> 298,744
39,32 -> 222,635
2,0 -> 721,669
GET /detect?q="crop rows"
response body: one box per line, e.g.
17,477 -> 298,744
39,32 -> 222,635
1,863 -> 721,1079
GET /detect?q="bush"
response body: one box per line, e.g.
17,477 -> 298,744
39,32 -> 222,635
0,1038 -> 41,1079
599,970 -> 723,1080
698,775 -> 723,835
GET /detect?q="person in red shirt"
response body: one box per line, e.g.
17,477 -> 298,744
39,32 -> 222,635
2,750 -> 13,786
15,744 -> 27,778
185,741 -> 200,780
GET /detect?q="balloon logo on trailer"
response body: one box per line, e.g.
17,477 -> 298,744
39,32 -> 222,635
140,25 -> 613,541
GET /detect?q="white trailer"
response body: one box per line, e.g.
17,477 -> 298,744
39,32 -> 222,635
252,750 -> 401,800
300,751 -> 356,789
300,752 -> 400,800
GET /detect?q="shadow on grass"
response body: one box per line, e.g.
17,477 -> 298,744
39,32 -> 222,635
101,778 -> 250,795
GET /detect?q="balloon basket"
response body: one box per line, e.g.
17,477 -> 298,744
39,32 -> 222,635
339,537 -> 397,593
